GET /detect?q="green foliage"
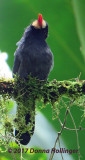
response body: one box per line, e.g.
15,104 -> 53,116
0,76 -> 85,159
72,0 -> 85,59
0,76 -> 85,145
0,97 -> 14,133
0,143 -> 47,160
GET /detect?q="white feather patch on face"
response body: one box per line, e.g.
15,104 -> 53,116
32,20 -> 46,29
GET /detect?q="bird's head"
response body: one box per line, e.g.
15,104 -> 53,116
32,14 -> 46,29
31,14 -> 48,39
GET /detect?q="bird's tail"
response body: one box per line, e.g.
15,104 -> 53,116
15,102 -> 35,145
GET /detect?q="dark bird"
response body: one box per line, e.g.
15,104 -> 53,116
13,14 -> 54,145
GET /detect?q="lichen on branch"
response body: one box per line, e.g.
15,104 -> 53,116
0,75 -> 85,156
0,76 -> 85,104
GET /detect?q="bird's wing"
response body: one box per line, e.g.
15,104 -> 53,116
13,53 -> 21,75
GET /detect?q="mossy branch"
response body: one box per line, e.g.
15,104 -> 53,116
0,76 -> 85,160
0,76 -> 85,104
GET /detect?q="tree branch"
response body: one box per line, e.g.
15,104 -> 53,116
49,107 -> 69,160
0,76 -> 85,160
0,76 -> 85,104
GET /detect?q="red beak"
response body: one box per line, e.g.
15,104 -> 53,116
38,14 -> 43,27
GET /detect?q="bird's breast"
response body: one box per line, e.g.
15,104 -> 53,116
19,41 -> 53,80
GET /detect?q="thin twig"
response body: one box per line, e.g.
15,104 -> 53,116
68,109 -> 80,160
53,99 -> 85,132
49,108 -> 69,160
58,138 -> 64,160
0,133 -> 25,160
15,91 -> 27,100
61,99 -> 80,160
57,115 -> 85,131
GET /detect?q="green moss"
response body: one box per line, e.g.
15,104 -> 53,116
0,75 -> 85,148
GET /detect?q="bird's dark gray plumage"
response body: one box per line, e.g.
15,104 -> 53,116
13,14 -> 54,145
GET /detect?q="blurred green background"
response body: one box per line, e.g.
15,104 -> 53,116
0,0 -> 85,160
